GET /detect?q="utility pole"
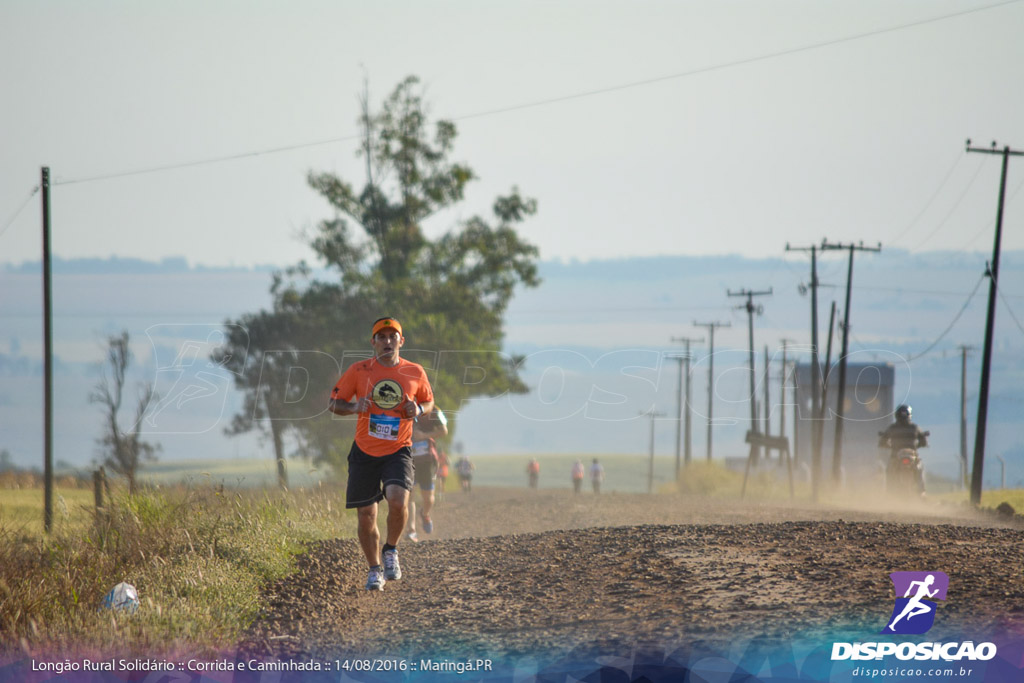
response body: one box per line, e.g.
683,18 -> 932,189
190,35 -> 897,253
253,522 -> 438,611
763,345 -> 771,438
791,366 -> 800,469
816,301 -> 838,498
694,320 -> 730,462
41,167 -> 54,534
669,336 -> 702,479
820,240 -> 880,486
779,338 -> 796,440
641,408 -> 666,494
822,302 -> 838,405
727,288 -> 772,463
966,140 -> 1023,505
786,243 -> 825,501
957,344 -> 975,490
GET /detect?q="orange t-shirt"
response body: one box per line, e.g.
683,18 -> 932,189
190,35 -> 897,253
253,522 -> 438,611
331,357 -> 434,456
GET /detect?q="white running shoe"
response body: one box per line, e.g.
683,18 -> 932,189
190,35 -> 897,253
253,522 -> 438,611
383,548 -> 402,581
366,565 -> 386,591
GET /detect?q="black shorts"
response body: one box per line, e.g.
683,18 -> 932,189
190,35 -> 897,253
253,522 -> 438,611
412,456 -> 437,491
345,442 -> 413,509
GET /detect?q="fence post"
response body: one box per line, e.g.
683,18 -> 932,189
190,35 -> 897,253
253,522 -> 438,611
93,467 -> 106,522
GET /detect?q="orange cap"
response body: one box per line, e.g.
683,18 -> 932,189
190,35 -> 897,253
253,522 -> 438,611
372,317 -> 403,338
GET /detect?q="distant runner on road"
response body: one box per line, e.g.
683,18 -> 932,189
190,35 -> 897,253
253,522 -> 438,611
590,458 -> 605,494
527,458 -> 540,489
571,459 -> 585,493
436,447 -> 450,501
456,454 -> 475,492
406,407 -> 449,541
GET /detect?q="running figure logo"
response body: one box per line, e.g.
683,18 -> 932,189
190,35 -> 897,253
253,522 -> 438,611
881,571 -> 949,635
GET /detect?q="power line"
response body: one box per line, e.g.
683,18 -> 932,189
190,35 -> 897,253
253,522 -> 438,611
509,304 -> 727,315
44,0 -> 1024,188
51,134 -> 363,187
0,185 -> 40,239
911,157 -> 988,251
452,0 -> 1024,125
904,273 -> 986,363
889,151 -> 965,247
996,279 -> 1024,336
957,172 -> 1024,251
855,283 -> 1014,299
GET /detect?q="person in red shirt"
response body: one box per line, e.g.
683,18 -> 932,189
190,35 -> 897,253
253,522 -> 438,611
328,317 -> 434,591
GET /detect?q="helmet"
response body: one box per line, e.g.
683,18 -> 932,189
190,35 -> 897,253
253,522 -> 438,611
895,404 -> 912,422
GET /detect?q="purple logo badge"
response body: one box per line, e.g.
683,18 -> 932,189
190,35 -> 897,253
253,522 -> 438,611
881,571 -> 949,635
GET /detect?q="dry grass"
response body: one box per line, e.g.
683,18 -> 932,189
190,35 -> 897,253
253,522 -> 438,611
0,481 -> 352,659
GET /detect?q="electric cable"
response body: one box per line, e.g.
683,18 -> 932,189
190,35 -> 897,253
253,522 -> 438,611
45,0 -> 1024,187
911,157 -> 988,251
904,273 -> 986,363
451,0 -> 1024,125
0,185 -> 40,239
51,135 -> 362,187
887,152 -> 965,247
995,279 -> 1024,336
957,172 -> 1024,251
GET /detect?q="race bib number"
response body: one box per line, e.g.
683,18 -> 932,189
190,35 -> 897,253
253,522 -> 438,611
369,413 -> 400,441
411,439 -> 432,458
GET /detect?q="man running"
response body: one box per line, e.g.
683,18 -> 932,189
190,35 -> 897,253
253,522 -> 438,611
571,459 -> 585,493
456,454 -> 475,492
436,447 -> 449,501
526,458 -> 540,489
590,458 -> 605,494
405,407 -> 448,541
328,317 -> 434,591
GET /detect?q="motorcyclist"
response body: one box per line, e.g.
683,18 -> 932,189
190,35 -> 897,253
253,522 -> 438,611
878,404 -> 928,493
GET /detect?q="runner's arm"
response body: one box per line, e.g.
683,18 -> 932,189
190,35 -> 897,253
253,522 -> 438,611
328,396 -> 372,415
420,411 -> 448,439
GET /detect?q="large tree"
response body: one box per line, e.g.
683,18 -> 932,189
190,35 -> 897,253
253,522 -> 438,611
218,76 -> 540,474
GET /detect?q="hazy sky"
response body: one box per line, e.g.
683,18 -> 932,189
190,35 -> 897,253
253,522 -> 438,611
3,0 -> 1024,269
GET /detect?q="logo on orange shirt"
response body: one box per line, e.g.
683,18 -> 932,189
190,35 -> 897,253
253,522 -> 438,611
372,379 -> 403,410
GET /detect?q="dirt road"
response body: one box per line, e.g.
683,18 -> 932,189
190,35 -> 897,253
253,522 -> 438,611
243,488 -> 1024,666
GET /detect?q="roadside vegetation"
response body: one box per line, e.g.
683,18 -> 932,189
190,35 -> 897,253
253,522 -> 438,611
0,479 -> 351,659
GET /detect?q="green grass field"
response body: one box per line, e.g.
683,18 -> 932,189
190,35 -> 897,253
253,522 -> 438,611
0,481 -> 352,658
138,457 -> 334,489
134,453 -> 671,494
0,487 -> 96,536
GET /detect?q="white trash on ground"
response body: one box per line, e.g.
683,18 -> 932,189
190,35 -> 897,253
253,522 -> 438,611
101,582 -> 139,613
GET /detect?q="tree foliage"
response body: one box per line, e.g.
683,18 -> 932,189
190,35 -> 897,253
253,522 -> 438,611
89,331 -> 159,494
217,76 -> 540,473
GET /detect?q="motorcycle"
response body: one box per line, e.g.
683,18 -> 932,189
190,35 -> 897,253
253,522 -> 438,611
879,430 -> 930,496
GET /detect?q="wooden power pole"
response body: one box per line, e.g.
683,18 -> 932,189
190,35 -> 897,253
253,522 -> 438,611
669,336 -> 702,479
693,320 -> 731,462
966,140 -> 1023,505
41,167 -> 54,533
727,288 -> 772,463
820,240 -> 880,486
